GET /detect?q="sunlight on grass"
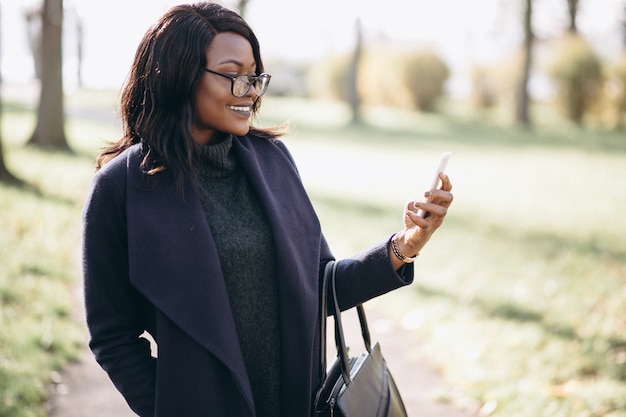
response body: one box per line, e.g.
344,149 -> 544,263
0,181 -> 86,417
0,97 -> 101,416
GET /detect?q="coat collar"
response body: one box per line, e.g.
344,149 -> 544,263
125,136 -> 323,416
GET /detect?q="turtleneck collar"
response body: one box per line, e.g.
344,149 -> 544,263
198,135 -> 237,179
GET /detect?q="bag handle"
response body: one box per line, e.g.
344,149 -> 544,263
318,261 -> 373,388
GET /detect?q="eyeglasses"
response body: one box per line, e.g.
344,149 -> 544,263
205,68 -> 271,97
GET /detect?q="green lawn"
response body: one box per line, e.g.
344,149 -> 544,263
0,90 -> 118,417
1,89 -> 625,416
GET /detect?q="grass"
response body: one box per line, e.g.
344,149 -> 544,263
1,88 -> 625,416
0,89 -> 118,417
0,180 -> 85,417
258,97 -> 626,416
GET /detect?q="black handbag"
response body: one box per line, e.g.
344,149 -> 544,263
314,261 -> 408,417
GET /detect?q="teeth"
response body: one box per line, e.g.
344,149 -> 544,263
228,105 -> 250,112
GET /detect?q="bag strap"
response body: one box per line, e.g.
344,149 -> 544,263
357,304 -> 372,353
328,262 -> 352,385
318,260 -> 374,388
318,261 -> 333,384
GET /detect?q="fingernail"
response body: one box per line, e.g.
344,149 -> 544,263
424,191 -> 432,197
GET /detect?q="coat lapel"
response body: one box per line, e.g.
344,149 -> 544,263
123,145 -> 254,413
234,136 -> 324,415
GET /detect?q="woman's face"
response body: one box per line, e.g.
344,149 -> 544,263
192,32 -> 257,145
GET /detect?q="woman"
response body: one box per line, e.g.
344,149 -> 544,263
82,2 -> 453,417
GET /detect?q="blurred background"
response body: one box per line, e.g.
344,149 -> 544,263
0,0 -> 625,416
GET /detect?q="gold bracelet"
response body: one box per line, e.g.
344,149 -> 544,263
391,234 -> 419,263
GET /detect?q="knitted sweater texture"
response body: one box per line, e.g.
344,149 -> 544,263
195,135 -> 280,417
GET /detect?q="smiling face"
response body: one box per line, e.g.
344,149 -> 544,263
192,32 -> 258,145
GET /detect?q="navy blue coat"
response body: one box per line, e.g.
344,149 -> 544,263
82,134 -> 413,417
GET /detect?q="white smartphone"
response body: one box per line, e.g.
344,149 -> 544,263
417,151 -> 451,218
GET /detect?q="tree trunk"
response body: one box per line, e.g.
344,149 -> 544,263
237,0 -> 250,18
0,4 -> 23,186
77,17 -> 84,88
28,0 -> 70,151
515,0 -> 533,127
567,0 -> 579,33
0,134 -> 22,186
623,4 -> 626,49
348,18 -> 363,125
0,80 -> 21,184
25,6 -> 43,80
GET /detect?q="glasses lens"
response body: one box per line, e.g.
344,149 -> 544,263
231,74 -> 271,97
232,76 -> 251,97
254,74 -> 270,97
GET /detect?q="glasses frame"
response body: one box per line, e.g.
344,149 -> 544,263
204,68 -> 271,98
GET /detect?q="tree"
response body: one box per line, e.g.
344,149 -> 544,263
403,50 -> 450,112
546,34 -> 603,125
237,0 -> 250,18
27,0 -> 70,151
0,96 -> 22,186
0,5 -> 23,186
566,0 -> 579,33
514,0 -> 533,127
623,3 -> 626,48
348,18 -> 363,124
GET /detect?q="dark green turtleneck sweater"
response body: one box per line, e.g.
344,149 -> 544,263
195,135 -> 280,417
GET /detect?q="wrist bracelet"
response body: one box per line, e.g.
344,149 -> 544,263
391,234 -> 419,263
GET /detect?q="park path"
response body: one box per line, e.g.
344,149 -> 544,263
46,283 -> 479,417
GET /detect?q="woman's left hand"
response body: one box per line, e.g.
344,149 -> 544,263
390,173 -> 453,267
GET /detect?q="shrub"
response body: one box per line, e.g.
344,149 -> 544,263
546,34 -> 603,124
357,48 -> 413,109
470,65 -> 499,109
401,50 -> 450,112
307,54 -> 352,102
306,46 -> 450,113
598,53 -> 626,130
